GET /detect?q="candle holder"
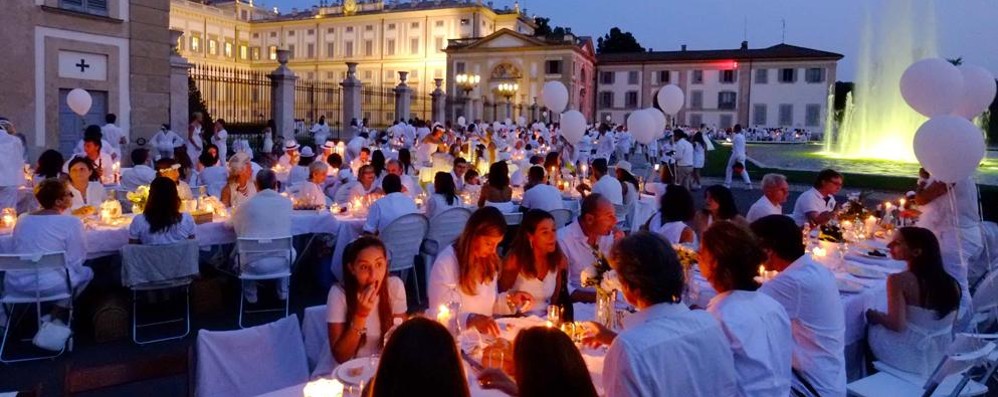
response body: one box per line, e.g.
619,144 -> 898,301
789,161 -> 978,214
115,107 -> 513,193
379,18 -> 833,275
1,208 -> 16,229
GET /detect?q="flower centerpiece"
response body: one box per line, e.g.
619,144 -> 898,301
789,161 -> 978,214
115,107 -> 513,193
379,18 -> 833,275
580,249 -> 620,330
126,185 -> 150,214
838,191 -> 873,223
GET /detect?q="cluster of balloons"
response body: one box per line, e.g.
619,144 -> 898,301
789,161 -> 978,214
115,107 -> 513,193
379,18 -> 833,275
901,58 -> 996,182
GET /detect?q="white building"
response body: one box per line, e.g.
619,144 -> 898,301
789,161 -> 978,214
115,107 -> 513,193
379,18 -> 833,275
596,41 -> 842,132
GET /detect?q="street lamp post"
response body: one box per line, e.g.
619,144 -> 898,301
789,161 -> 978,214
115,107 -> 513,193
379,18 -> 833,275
455,73 -> 480,122
496,82 -> 518,122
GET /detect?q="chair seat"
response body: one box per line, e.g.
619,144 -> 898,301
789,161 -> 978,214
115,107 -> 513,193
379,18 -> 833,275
2,291 -> 72,304
239,271 -> 291,281
131,277 -> 194,291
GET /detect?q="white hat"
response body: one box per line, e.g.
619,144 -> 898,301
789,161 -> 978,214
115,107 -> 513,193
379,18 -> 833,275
300,146 -> 315,157
615,160 -> 633,174
322,140 -> 337,151
284,140 -> 300,150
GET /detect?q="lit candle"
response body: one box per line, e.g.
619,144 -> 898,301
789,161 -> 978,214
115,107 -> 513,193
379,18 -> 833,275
812,247 -> 827,258
884,202 -> 892,211
581,164 -> 588,178
545,320 -> 555,328
205,204 -> 214,214
302,378 -> 344,397
841,220 -> 853,231
864,215 -> 877,236
2,209 -> 15,228
654,164 -> 660,172
758,265 -> 766,278
899,198 -> 907,208
436,304 -> 452,324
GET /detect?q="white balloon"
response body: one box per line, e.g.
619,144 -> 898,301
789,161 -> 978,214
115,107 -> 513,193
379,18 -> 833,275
656,84 -> 685,115
457,116 -> 466,126
628,110 -> 657,145
646,108 -> 667,139
504,118 -> 513,127
900,58 -> 964,117
541,81 -> 569,113
492,121 -> 501,131
67,88 -> 93,117
913,115 -> 985,183
952,65 -> 997,119
517,116 -> 526,126
560,110 -> 586,144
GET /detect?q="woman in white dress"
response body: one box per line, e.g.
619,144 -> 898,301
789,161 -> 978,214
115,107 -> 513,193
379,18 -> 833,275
66,156 -> 106,215
7,179 -> 93,319
866,227 -> 961,376
499,210 -> 569,317
700,221 -> 792,397
691,131 -> 707,190
425,172 -> 463,219
427,207 -> 534,336
128,177 -> 196,245
326,236 -> 407,366
645,184 -> 696,245
221,152 -> 257,209
614,161 -> 640,207
211,119 -> 228,163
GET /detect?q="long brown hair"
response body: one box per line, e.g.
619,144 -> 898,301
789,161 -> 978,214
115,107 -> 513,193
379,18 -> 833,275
897,227 -> 961,317
341,236 -> 395,343
144,177 -> 183,234
701,220 -> 765,292
501,209 -> 567,290
371,317 -> 470,397
454,207 -> 506,295
513,327 -> 598,397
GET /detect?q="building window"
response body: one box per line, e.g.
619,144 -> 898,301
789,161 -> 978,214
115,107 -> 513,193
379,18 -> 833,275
364,70 -> 373,80
288,30 -> 295,37
345,41 -> 354,58
241,9 -> 247,20
346,26 -> 354,33
252,33 -> 260,39
60,0 -> 108,16
779,104 -> 794,125
658,70 -> 670,84
208,40 -> 217,55
805,68 -> 825,83
545,60 -> 562,75
689,113 -> 703,127
718,91 -> 737,110
224,42 -> 233,57
411,70 -> 419,79
387,23 -> 396,30
434,69 -> 443,79
239,45 -> 248,60
752,104 -> 767,126
268,45 -> 277,60
599,71 -> 615,85
806,104 -> 821,126
385,70 -> 395,81
411,22 -> 420,29
460,19 -> 470,26
627,71 -> 639,85
270,32 -> 277,38
600,112 -> 612,122
435,20 -> 444,28
598,92 -> 614,108
365,25 -> 373,32
307,29 -> 315,35
386,39 -> 396,55
690,90 -> 703,109
410,38 -> 419,55
307,43 -> 315,58
251,47 -> 260,60
364,40 -> 373,57
326,42 -> 335,58
434,37 -> 445,52
455,62 -> 466,74
779,68 -> 797,83
190,36 -> 201,52
720,114 -> 734,130
327,27 -> 335,34
755,68 -> 768,84
720,69 -> 736,84
692,70 -> 704,84
287,44 -> 295,59
625,91 -> 639,109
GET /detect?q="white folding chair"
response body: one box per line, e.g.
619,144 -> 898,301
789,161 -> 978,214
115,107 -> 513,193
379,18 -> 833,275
549,208 -> 573,228
0,252 -> 73,363
301,305 -> 333,377
485,200 -> 517,214
381,214 -> 429,306
421,207 -> 472,287
970,271 -> 998,333
234,236 -> 293,329
195,315 -> 308,397
121,240 -> 200,345
503,212 -> 523,226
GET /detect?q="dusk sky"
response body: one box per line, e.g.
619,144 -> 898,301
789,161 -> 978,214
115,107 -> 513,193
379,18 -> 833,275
263,0 -> 998,81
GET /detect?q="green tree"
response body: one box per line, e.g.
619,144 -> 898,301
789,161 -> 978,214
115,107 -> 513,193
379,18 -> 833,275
533,17 -> 567,40
596,27 -> 645,54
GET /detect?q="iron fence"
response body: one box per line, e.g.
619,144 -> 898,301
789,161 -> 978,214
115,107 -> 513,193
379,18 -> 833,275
294,79 -> 342,131
189,64 -> 271,124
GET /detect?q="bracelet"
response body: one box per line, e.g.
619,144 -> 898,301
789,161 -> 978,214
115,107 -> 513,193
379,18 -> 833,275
352,326 -> 367,336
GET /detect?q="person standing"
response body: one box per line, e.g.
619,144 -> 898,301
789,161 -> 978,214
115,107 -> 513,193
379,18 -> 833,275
186,112 -> 204,164
310,115 -> 330,152
724,124 -> 752,189
672,129 -> 695,190
211,119 -> 228,163
151,124 -> 184,160
101,113 -> 128,161
691,130 -> 707,190
0,119 -> 25,209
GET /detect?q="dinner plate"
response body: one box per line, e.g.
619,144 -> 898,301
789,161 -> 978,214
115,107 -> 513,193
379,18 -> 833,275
836,278 -> 865,293
334,357 -> 377,385
846,264 -> 887,279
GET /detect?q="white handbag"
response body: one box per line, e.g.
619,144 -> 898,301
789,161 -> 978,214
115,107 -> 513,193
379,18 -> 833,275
32,320 -> 72,351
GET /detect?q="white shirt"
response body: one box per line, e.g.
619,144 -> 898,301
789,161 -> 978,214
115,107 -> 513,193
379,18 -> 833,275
151,130 -> 185,157
732,132 -> 747,159
604,302 -> 738,397
520,184 -> 564,212
212,129 -> 228,162
196,165 -> 228,190
511,270 -> 557,315
349,157 -> 367,176
556,220 -> 614,293
120,165 -> 156,192
759,255 -> 846,397
128,212 -> 196,245
363,192 -> 417,233
425,193 -> 463,220
296,181 -> 327,207
747,195 -> 783,223
6,214 -> 93,297
591,174 -> 623,205
101,123 -> 127,156
326,277 -> 407,358
427,245 -> 503,327
708,290 -> 793,397
791,187 -> 835,226
0,133 -> 26,187
346,182 -> 378,203
68,181 -> 107,211
450,171 -> 465,192
673,138 -> 694,167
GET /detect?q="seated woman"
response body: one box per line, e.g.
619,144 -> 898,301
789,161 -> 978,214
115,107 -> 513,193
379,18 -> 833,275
195,148 -> 229,196
866,226 -> 961,376
345,164 -> 380,203
499,209 -> 569,316
428,207 -> 533,336
34,149 -> 65,183
694,185 -> 749,236
287,147 -> 315,187
426,172 -> 463,219
645,184 -> 696,245
478,326 -> 598,397
7,179 -> 93,320
65,156 -> 106,215
699,221 -> 792,397
155,158 -> 194,201
615,161 -> 640,207
128,177 -> 196,245
370,317 -> 470,397
295,161 -> 328,207
478,161 -> 513,209
220,152 -> 256,208
327,236 -> 407,366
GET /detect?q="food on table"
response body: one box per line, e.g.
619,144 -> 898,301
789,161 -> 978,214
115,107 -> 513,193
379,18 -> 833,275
481,338 -> 514,375
818,224 -> 844,243
346,365 -> 364,378
72,205 -> 96,217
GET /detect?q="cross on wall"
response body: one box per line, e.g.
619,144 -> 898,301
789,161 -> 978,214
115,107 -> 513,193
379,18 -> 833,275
75,59 -> 90,73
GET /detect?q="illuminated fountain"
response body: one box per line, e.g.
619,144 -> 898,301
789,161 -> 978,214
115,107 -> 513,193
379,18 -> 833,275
822,0 -> 938,162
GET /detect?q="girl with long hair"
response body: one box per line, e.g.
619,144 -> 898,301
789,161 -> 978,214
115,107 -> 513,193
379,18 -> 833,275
128,176 -> 196,244
478,326 -> 598,397
694,184 -> 748,236
499,210 -> 570,316
370,317 -> 470,397
370,149 -> 387,178
426,171 -> 462,219
645,184 -> 696,244
397,148 -> 415,176
478,161 -> 512,208
35,149 -> 65,181
66,156 -> 106,214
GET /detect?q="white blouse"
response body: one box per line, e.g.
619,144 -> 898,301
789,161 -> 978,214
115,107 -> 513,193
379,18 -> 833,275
128,212 -> 197,245
68,181 -> 107,211
326,277 -> 407,359
425,193 -> 463,220
428,245 -> 508,327
511,270 -> 557,315
227,182 -> 257,209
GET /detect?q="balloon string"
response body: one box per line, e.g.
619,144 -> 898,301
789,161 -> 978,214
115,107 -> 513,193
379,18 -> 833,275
946,185 -> 968,283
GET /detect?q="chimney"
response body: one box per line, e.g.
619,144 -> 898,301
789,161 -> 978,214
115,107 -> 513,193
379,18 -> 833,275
740,40 -> 748,50
681,44 -> 687,51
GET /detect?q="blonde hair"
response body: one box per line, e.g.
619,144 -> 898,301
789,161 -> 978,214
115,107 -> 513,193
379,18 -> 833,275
226,152 -> 252,183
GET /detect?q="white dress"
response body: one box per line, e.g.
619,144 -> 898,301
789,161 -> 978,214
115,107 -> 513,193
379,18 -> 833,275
128,213 -> 197,245
869,306 -> 955,377
647,213 -> 696,246
67,181 -> 107,212
693,142 -> 706,168
511,270 -> 557,316
427,246 -> 509,327
425,193 -> 463,220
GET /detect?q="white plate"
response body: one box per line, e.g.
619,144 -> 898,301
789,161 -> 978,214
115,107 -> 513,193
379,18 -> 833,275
837,278 -> 865,293
334,357 -> 377,385
846,264 -> 886,279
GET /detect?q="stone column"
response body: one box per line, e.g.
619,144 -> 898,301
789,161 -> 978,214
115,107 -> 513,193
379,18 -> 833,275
393,71 -> 412,123
268,49 -> 297,141
430,78 -> 446,125
340,62 -> 363,133
529,97 -> 539,123
169,30 -> 193,153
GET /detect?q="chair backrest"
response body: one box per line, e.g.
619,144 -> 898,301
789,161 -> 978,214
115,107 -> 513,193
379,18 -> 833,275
301,305 -> 333,376
503,212 -> 523,226
427,207 -> 472,247
235,236 -> 293,276
485,200 -> 517,214
381,213 -> 429,272
549,208 -> 573,228
196,315 -> 308,397
120,241 -> 200,288
0,252 -> 67,272
65,350 -> 192,396
923,334 -> 997,395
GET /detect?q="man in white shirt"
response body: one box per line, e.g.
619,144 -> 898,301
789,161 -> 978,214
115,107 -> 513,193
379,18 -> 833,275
65,126 -> 115,184
363,174 -> 417,234
724,124 -> 752,189
346,130 -> 368,162
350,147 -> 370,176
381,159 -> 421,198
451,157 -> 469,192
230,169 -> 294,303
277,140 -> 300,170
557,194 -> 622,302
672,129 -> 695,190
791,169 -> 842,227
120,148 -> 156,192
587,232 -> 738,397
520,166 -> 564,212
100,113 -> 128,160
578,158 -> 622,206
0,119 -> 25,209
151,124 -> 185,160
595,127 -> 616,161
747,173 -> 790,223
751,215 -> 846,397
